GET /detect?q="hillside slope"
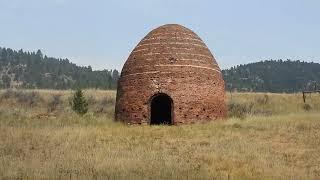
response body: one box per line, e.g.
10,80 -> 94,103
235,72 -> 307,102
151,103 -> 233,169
0,47 -> 119,89
223,60 -> 320,92
1,47 -> 319,92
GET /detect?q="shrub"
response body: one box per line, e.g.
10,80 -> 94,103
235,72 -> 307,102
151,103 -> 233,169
0,89 -> 42,106
95,96 -> 115,114
47,94 -> 62,112
0,89 -> 15,100
16,91 -> 41,106
303,103 -> 312,111
228,102 -> 249,119
256,94 -> 269,105
86,95 -> 96,105
70,89 -> 88,115
100,96 -> 115,106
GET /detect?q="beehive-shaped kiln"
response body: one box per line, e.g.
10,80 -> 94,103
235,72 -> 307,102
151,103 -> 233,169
115,24 -> 226,125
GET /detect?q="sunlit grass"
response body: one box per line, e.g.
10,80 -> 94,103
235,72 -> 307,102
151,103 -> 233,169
0,89 -> 319,179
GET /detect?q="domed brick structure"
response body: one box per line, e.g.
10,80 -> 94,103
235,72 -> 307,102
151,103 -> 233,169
115,24 -> 226,125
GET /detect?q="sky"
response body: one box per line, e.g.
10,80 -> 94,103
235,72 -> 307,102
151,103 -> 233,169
1,0 -> 320,70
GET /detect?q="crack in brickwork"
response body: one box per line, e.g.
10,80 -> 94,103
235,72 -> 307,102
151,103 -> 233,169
115,24 -> 227,125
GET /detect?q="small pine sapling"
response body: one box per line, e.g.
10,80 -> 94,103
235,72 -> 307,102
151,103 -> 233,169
70,89 -> 88,115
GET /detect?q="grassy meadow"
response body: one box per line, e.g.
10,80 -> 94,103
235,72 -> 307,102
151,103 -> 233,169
0,89 -> 320,179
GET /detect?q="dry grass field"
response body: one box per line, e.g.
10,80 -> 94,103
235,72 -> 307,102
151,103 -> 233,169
0,89 -> 320,179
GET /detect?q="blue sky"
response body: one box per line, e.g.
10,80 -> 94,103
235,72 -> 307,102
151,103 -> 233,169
1,0 -> 320,70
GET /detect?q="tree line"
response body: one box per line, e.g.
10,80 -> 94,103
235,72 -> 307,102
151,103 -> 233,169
222,59 -> 320,93
0,47 -> 119,89
1,47 -> 319,92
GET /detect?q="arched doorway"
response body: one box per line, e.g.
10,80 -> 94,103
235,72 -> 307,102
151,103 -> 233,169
150,93 -> 173,125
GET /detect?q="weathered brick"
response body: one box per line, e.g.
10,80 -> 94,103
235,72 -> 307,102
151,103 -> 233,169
115,24 -> 227,125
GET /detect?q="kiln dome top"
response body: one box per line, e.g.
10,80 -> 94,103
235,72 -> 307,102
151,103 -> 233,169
121,24 -> 221,77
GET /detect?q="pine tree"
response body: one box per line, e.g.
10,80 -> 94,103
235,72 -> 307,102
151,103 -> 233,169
70,89 -> 88,115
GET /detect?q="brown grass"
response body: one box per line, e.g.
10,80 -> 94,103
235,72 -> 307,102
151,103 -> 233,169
0,89 -> 319,179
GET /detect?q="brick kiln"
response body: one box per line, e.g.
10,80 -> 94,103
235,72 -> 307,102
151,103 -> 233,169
115,24 -> 226,125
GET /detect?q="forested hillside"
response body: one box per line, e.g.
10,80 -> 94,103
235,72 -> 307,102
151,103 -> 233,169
1,47 -> 319,92
0,47 -> 119,89
223,60 -> 320,93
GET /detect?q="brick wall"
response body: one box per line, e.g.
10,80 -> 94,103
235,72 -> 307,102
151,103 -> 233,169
115,24 -> 227,125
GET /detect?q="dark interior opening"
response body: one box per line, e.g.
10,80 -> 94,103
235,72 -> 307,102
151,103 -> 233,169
150,93 -> 172,125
